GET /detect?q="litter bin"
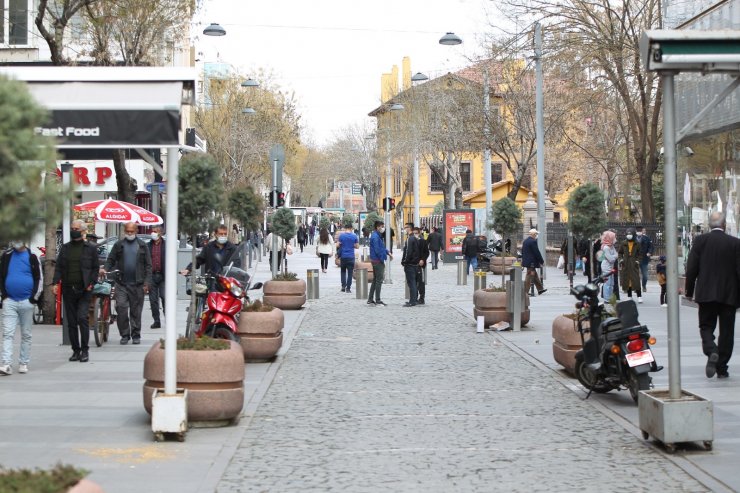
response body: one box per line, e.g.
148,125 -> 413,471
355,268 -> 368,299
506,265 -> 524,331
473,269 -> 487,291
307,269 -> 319,300
457,259 -> 468,285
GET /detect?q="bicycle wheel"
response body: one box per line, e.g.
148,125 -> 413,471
100,297 -> 111,343
90,298 -> 102,347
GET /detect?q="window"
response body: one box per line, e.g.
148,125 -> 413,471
491,162 -> 503,183
460,162 -> 471,191
1,0 -> 29,45
429,166 -> 444,192
394,166 -> 402,195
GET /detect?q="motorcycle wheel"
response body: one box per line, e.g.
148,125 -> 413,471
628,372 -> 651,403
575,359 -> 614,393
208,324 -> 240,343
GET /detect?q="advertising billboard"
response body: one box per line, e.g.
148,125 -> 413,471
442,209 -> 475,263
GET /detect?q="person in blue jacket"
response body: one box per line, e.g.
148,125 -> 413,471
522,229 -> 547,295
367,220 -> 392,306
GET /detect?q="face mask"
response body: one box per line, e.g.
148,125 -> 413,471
379,227 -> 386,234
150,233 -> 160,241
217,236 -> 228,244
70,230 -> 83,240
626,235 -> 633,240
11,242 -> 23,250
636,232 -> 642,237
125,234 -> 136,241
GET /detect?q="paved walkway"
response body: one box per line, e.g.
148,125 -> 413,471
0,244 -> 737,492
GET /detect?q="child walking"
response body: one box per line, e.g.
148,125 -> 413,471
656,255 -> 667,307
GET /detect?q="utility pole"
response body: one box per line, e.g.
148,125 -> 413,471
535,22 -> 547,274
483,68 -> 493,241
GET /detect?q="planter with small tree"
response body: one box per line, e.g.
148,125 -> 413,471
488,198 -> 521,279
237,300 -> 284,362
552,312 -> 590,375
264,208 -> 306,309
473,284 -> 530,327
0,464 -> 102,493
143,336 -> 245,426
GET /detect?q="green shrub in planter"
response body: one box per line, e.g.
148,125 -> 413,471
0,463 -> 88,493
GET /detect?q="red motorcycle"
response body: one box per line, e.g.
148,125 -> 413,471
196,266 -> 262,341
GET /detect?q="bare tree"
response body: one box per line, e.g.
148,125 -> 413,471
35,0 -> 100,65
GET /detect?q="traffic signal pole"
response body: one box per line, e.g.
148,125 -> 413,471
271,158 -> 279,278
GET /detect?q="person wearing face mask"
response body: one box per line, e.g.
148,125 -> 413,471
147,225 -> 166,329
0,240 -> 42,375
181,224 -> 241,281
367,221 -> 392,306
401,223 -> 422,307
426,226 -> 443,269
52,220 -> 100,362
101,222 -> 152,345
618,228 -> 642,303
636,226 -> 653,293
414,227 -> 429,305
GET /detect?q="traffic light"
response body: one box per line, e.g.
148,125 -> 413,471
266,193 -> 273,206
382,197 -> 396,212
277,191 -> 286,207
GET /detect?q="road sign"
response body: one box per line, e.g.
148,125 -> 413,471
351,183 -> 362,195
145,182 -> 166,193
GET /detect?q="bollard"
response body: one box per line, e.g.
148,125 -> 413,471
473,269 -> 487,291
457,259 -> 468,285
355,268 -> 368,299
507,265 -> 524,331
306,269 -> 320,300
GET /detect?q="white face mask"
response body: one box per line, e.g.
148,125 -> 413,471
150,233 -> 160,241
217,236 -> 228,244
11,242 -> 23,250
626,234 -> 633,240
636,232 -> 642,237
125,234 -> 136,241
378,227 -> 386,234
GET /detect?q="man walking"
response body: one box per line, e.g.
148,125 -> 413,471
148,225 -> 166,329
427,226 -> 443,269
52,220 -> 100,362
102,222 -> 152,345
401,223 -> 422,307
336,223 -> 359,293
0,241 -> 42,375
367,220 -> 391,306
636,226 -> 653,292
522,229 -> 547,295
414,227 -> 429,305
685,212 -> 740,379
461,230 -> 478,274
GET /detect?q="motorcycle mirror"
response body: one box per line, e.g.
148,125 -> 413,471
250,282 -> 263,290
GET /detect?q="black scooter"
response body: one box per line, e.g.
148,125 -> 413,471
572,273 -> 662,403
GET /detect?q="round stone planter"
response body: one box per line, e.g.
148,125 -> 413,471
353,260 -> 374,283
472,289 -> 530,327
263,279 -> 306,310
238,307 -> 285,362
143,341 -> 245,426
68,479 -> 104,493
489,256 -> 516,274
552,314 -> 589,375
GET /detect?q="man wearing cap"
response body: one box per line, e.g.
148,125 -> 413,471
522,229 -> 546,295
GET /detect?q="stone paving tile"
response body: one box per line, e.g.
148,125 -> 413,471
217,280 -> 707,493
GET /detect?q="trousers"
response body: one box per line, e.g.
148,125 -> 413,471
62,285 -> 92,352
149,272 -> 165,324
116,283 -> 145,340
2,298 -> 34,365
698,301 -> 735,374
368,262 -> 385,302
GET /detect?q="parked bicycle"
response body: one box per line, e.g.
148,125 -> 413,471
89,270 -> 119,347
184,273 -> 210,339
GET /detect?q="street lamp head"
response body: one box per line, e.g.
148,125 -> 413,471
242,107 -> 256,114
203,23 -> 226,36
439,32 -> 462,45
389,103 -> 404,111
411,72 -> 429,82
241,78 -> 259,88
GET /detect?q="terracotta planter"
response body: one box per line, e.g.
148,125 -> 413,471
552,314 -> 589,375
238,307 -> 285,362
353,260 -> 374,282
263,279 -> 306,310
68,479 -> 104,493
143,341 -> 245,426
489,256 -> 516,274
473,289 -> 530,327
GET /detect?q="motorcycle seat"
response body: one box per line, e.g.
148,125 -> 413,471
606,324 -> 649,342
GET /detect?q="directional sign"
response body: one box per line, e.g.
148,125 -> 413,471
351,183 -> 362,195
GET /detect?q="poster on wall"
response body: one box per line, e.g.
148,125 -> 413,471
442,209 -> 475,263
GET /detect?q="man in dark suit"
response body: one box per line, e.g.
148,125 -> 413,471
685,212 -> 740,379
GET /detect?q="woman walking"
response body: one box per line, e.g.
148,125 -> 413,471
315,228 -> 335,273
297,224 -> 307,253
618,228 -> 643,303
599,230 -> 618,301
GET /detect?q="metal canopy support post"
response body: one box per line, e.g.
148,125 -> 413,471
60,162 -> 73,346
413,151 -> 420,226
534,23 -> 547,275
271,159 -> 279,278
385,139 -> 393,284
483,69 -> 493,241
163,150 -> 179,396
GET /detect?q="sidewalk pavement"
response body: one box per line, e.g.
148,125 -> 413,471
0,247 -> 737,492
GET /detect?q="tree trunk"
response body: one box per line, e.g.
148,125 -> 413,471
113,149 -> 135,203
639,171 -> 655,222
42,223 -> 58,322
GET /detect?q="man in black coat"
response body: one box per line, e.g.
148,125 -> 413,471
414,227 -> 429,304
461,230 -> 478,274
401,223 -> 421,307
426,227 -> 443,269
685,212 -> 740,379
522,229 -> 546,295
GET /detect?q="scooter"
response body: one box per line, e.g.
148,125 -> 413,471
197,265 -> 263,341
572,272 -> 662,403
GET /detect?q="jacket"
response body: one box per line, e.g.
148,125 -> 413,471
427,231 -> 443,251
316,239 -> 335,256
461,234 -> 478,257
617,240 -> 641,291
637,234 -> 653,262
105,238 -> 153,286
402,235 -> 421,266
521,236 -> 544,269
192,240 -> 240,275
418,236 -> 430,265
685,229 -> 740,306
368,231 -> 388,263
0,248 -> 42,302
148,239 -> 166,274
53,240 -> 100,288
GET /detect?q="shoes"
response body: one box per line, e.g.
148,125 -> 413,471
717,371 -> 729,379
346,289 -> 352,294
538,289 -> 548,295
637,297 -> 643,303
418,299 -> 425,305
132,338 -> 141,345
706,353 -> 719,378
69,352 -> 80,362
18,364 -> 28,374
366,300 -> 376,306
643,287 -> 648,293
661,303 -> 668,307
403,302 -> 417,307
150,322 -> 161,329
120,338 -> 130,345
79,351 -> 89,363
0,364 -> 12,376
340,287 -> 346,293
375,301 -> 386,306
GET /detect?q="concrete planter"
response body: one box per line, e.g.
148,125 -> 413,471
238,307 -> 285,362
263,279 -> 306,310
353,260 -> 374,282
552,314 -> 589,375
473,289 -> 530,327
68,479 -> 104,493
143,341 -> 245,426
489,256 -> 516,274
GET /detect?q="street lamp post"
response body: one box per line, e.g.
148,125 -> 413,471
383,103 -> 404,283
410,72 -> 429,226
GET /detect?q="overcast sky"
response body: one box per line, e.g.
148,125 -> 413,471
194,0 -> 499,146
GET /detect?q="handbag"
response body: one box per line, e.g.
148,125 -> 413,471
286,244 -> 294,255
556,255 -> 565,269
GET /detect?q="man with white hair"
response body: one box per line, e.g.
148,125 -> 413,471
52,220 -> 100,363
685,212 -> 740,379
522,229 -> 547,295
